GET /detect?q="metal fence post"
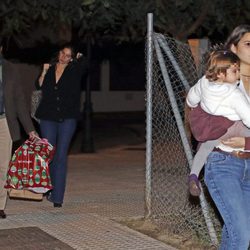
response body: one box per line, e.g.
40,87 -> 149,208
145,12 -> 153,218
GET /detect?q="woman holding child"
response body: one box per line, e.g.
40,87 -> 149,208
188,25 -> 250,249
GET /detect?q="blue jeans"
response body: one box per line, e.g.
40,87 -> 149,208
204,152 -> 250,250
40,119 -> 77,204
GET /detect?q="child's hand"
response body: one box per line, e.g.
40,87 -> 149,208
221,137 -> 245,148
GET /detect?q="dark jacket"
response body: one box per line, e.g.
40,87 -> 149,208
3,59 -> 35,141
35,57 -> 87,122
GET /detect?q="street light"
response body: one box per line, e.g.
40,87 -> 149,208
81,38 -> 94,153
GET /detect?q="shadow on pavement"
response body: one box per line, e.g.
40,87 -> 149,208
70,111 -> 146,154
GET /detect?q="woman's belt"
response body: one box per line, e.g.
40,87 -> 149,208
213,147 -> 250,159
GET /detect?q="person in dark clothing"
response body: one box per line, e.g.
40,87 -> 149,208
0,45 -> 37,218
35,44 -> 87,207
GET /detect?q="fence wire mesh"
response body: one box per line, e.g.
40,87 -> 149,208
146,32 -> 222,245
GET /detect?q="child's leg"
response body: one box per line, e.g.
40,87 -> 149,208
190,139 -> 219,176
189,139 -> 219,196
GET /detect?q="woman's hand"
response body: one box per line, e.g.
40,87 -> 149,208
76,52 -> 83,59
41,64 -> 50,76
221,137 -> 246,148
43,63 -> 50,71
39,64 -> 50,86
29,131 -> 39,141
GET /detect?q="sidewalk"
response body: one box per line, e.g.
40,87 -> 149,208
0,113 -> 178,250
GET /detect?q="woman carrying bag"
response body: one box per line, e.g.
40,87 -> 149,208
35,44 -> 87,208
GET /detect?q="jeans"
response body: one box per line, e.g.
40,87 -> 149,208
204,152 -> 250,250
40,119 -> 77,204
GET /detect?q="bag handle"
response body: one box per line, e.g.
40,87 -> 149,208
27,136 -> 49,145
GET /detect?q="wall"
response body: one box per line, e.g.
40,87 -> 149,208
80,61 -> 145,113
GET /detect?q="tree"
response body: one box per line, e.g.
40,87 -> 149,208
0,0 -> 248,47
0,0 -> 82,47
152,0 -> 250,41
1,0 -> 250,47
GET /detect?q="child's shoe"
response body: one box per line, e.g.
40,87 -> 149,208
188,174 -> 201,196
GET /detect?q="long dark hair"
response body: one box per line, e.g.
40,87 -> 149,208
225,25 -> 250,50
50,43 -> 76,65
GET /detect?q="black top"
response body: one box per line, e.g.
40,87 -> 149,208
35,57 -> 87,122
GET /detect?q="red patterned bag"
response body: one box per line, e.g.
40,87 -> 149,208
5,138 -> 55,194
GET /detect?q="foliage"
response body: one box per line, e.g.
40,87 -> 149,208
0,0 -> 250,47
0,0 -> 82,33
153,0 -> 209,40
78,0 -> 123,42
153,0 -> 250,41
75,0 -> 154,44
0,0 -> 82,46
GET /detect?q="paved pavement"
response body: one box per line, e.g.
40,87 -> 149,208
1,114 -> 178,250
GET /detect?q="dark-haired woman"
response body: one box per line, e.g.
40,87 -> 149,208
203,25 -> 250,250
35,44 -> 87,208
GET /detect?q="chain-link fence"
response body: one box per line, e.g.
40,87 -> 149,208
145,13 -> 221,246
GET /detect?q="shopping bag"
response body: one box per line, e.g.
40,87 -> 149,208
8,189 -> 43,201
5,138 -> 55,199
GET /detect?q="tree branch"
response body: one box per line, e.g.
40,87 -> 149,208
176,0 -> 210,40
